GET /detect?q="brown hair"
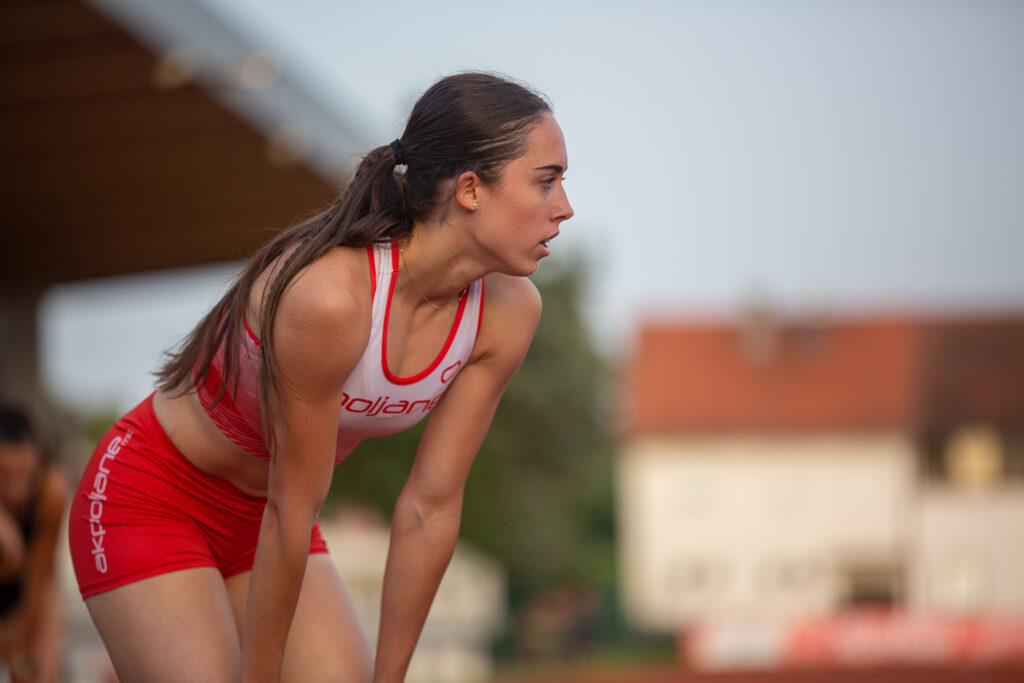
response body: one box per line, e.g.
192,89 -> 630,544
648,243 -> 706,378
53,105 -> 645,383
155,72 -> 551,445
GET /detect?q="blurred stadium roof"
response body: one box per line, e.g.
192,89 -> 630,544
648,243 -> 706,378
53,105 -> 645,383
1,0 -> 371,286
0,0 -> 369,402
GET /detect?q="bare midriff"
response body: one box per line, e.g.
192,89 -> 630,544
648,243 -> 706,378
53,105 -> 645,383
152,388 -> 271,497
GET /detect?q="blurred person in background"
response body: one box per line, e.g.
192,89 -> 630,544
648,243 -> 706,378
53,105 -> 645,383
0,406 -> 69,683
67,72 -> 573,682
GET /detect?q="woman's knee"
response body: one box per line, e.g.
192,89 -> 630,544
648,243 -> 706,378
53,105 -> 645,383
282,556 -> 372,682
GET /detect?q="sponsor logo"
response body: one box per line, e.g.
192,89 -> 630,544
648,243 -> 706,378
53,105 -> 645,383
441,361 -> 462,384
339,393 -> 441,417
338,363 -> 463,417
86,429 -> 132,574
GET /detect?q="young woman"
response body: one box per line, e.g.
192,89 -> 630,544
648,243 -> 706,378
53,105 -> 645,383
1,407 -> 69,683
68,72 -> 573,682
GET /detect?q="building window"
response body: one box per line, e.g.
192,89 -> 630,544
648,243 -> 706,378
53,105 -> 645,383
838,562 -> 904,608
758,557 -> 821,593
919,424 -> 1021,487
1004,431 -> 1024,481
665,558 -> 727,598
931,552 -> 991,612
945,425 -> 1003,489
919,432 -> 946,482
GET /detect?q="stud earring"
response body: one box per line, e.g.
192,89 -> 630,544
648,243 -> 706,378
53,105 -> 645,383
472,202 -> 478,209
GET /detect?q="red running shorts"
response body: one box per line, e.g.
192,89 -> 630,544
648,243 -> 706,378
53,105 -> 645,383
69,393 -> 328,599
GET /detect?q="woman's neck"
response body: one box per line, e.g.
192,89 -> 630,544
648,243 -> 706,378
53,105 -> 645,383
395,224 -> 485,310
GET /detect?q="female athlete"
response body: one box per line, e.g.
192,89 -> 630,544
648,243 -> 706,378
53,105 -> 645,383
68,72 -> 573,682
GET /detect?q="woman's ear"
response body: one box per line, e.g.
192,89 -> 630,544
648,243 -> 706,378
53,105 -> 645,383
454,171 -> 482,212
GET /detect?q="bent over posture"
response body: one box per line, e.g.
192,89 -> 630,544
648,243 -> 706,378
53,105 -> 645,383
68,72 -> 573,683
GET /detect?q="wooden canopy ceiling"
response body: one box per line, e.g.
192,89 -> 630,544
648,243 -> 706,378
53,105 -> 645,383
0,0 -> 337,287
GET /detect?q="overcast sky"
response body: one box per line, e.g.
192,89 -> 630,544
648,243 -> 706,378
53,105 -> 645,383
43,0 -> 1024,411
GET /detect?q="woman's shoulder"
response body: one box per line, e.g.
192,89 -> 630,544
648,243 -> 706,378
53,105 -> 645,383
39,466 -> 69,503
481,272 -> 542,318
269,246 -> 375,366
298,244 -> 373,289
275,246 -> 373,327
473,274 -> 542,362
32,465 -> 69,530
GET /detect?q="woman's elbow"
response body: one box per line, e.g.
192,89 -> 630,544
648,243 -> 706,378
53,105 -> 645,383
264,492 -> 325,534
397,488 -> 463,529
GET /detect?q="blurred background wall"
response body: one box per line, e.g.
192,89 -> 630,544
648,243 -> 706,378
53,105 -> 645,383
617,314 -> 1024,671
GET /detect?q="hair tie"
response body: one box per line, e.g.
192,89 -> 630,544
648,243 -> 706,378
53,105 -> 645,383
389,139 -> 405,165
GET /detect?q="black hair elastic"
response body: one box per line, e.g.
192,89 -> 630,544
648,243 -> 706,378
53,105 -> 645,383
389,139 -> 405,165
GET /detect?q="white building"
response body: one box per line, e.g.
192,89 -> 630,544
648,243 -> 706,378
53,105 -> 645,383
616,314 -> 1024,640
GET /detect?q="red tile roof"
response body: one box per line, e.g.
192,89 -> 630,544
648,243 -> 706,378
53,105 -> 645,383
619,314 -> 1024,435
919,318 -> 1024,430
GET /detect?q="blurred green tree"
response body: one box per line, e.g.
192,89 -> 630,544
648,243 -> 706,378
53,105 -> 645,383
328,251 -> 616,603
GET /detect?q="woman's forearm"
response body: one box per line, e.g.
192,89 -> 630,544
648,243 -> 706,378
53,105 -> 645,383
11,471 -> 66,652
241,503 -> 315,683
373,497 -> 461,683
0,509 -> 25,581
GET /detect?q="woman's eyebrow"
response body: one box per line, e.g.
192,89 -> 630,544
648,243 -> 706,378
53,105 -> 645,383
533,164 -> 566,174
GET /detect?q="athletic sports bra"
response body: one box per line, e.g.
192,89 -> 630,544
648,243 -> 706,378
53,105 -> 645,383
197,242 -> 485,463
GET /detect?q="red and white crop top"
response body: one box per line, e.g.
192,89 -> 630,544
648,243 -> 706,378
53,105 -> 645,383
197,242 -> 485,463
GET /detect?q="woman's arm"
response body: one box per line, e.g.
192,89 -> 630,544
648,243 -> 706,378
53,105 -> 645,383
0,505 -> 26,656
7,468 -> 68,650
0,505 -> 25,582
373,274 -> 542,683
240,253 -> 371,683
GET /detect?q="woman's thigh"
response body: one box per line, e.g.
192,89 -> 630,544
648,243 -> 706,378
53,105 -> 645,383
226,554 -> 372,683
86,567 -> 240,683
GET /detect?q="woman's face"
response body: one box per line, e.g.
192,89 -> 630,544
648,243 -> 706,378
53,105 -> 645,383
474,112 -> 574,276
0,441 -> 37,510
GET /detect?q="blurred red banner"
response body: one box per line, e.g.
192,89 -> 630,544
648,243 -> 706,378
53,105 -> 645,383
684,611 -> 1024,670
